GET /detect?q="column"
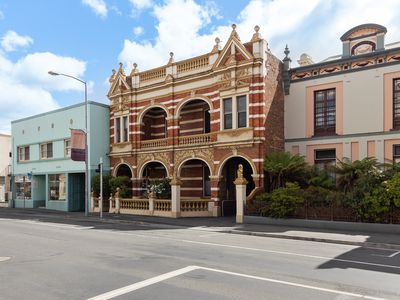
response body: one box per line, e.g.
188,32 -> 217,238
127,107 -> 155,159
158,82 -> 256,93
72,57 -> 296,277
171,176 -> 181,218
209,175 -> 222,217
234,164 -> 248,224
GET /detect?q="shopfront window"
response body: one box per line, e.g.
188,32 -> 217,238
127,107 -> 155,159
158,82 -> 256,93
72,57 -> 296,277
14,175 -> 32,200
49,174 -> 66,200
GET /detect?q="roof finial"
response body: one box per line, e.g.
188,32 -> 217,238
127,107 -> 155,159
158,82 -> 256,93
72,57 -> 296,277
284,45 -> 290,58
118,62 -> 125,76
109,69 -> 116,83
211,37 -> 221,53
251,25 -> 261,42
130,62 -> 139,76
168,52 -> 174,65
230,24 -> 240,40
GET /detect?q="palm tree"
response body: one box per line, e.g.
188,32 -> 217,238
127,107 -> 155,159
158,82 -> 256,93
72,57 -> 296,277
264,152 -> 307,191
336,157 -> 381,193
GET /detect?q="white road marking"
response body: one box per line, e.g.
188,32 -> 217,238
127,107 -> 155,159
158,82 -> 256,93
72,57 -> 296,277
388,251 -> 400,258
0,257 -> 10,262
122,232 -> 400,270
88,265 -> 389,300
371,250 -> 400,258
87,266 -> 198,300
1,219 -> 94,230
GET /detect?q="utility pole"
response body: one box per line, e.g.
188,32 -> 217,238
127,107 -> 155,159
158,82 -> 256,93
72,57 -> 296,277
99,157 -> 103,219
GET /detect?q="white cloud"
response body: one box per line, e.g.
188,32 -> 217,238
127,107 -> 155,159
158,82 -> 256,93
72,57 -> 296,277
0,51 -> 87,134
82,0 -> 108,18
133,26 -> 144,36
119,0 -> 221,70
118,0 -> 400,72
129,0 -> 153,10
1,31 -> 34,52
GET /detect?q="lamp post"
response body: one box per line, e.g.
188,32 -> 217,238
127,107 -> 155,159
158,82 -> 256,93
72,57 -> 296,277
48,71 -> 89,217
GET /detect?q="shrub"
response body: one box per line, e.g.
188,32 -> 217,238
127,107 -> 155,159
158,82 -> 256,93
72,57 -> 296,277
109,176 -> 130,198
258,182 -> 304,218
303,186 -> 335,207
92,175 -> 112,198
382,172 -> 400,208
145,178 -> 171,199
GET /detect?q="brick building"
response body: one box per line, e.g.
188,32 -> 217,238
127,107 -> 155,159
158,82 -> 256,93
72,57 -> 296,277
107,25 -> 284,217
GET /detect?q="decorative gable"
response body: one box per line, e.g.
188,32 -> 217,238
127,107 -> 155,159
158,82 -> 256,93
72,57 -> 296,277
108,63 -> 130,97
213,24 -> 254,69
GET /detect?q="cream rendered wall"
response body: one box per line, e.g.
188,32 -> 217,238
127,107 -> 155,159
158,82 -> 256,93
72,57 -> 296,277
285,64 -> 400,139
0,134 -> 11,176
284,82 -> 307,139
285,133 -> 396,163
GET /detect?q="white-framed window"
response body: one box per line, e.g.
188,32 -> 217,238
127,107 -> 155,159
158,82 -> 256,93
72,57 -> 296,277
17,146 -> 30,162
222,95 -> 248,130
223,98 -> 233,130
115,116 -> 129,143
40,142 -> 53,159
237,95 -> 247,128
64,139 -> 71,157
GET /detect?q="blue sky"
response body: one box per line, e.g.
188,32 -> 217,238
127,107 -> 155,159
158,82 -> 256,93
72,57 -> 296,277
0,0 -> 399,134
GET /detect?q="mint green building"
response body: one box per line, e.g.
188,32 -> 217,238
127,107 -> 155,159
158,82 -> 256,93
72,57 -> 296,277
11,101 -> 109,211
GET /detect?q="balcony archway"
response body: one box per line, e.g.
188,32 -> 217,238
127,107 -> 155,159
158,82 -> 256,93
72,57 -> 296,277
139,161 -> 169,198
114,163 -> 133,198
140,106 -> 168,141
178,159 -> 211,199
177,99 -> 212,138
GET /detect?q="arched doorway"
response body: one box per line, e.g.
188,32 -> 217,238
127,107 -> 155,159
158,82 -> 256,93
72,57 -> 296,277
140,161 -> 169,198
141,107 -> 168,141
179,159 -> 211,199
219,157 -> 255,216
115,164 -> 133,197
178,99 -> 211,136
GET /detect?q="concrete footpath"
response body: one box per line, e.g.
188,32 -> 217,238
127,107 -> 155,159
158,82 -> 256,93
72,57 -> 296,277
1,207 -> 400,250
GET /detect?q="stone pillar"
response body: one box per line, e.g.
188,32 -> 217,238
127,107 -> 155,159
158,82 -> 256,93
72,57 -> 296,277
234,164 -> 248,224
171,176 -> 181,218
148,187 -> 156,216
109,194 -> 113,213
115,187 -> 120,214
90,191 -> 95,212
209,175 -> 222,217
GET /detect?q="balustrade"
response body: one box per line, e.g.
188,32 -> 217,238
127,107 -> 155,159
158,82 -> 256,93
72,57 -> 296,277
154,200 -> 171,211
181,200 -> 210,212
120,199 -> 149,210
178,133 -> 212,146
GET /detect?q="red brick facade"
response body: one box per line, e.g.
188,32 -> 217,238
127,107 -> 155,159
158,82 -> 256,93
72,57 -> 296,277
107,26 -> 284,216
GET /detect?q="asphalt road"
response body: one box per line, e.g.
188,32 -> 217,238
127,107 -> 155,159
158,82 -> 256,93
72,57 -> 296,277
0,214 -> 399,299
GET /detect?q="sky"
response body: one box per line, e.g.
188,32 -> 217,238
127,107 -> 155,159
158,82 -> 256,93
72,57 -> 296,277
0,0 -> 399,134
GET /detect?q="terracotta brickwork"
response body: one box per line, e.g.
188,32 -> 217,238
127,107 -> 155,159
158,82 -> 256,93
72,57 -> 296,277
107,25 -> 284,216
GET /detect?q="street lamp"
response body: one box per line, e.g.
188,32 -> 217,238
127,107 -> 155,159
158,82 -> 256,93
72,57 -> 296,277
48,71 -> 89,217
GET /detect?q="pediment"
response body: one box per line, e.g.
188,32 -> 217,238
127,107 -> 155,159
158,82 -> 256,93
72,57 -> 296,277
108,74 -> 130,97
213,36 -> 253,69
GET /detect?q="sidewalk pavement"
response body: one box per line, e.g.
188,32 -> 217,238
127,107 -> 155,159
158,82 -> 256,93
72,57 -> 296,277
1,208 -> 400,250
